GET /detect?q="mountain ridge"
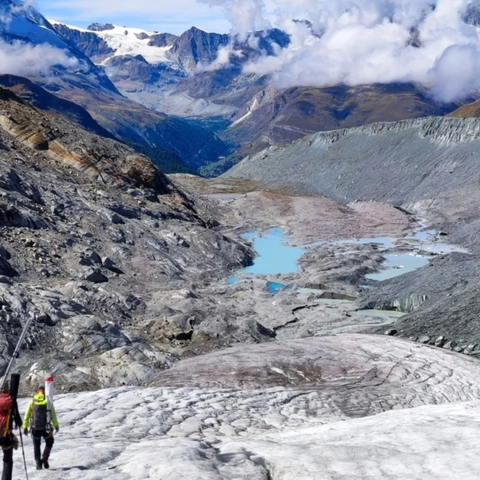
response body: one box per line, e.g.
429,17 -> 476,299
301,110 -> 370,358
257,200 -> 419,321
52,20 -> 460,175
0,3 -> 231,172
223,115 -> 480,205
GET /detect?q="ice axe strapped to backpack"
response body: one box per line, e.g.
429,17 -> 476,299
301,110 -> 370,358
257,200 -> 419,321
0,373 -> 21,444
0,374 -> 29,480
0,314 -> 36,480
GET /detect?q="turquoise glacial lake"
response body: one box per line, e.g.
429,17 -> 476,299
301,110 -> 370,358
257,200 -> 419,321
228,228 -> 304,283
228,226 -> 467,287
239,228 -> 304,275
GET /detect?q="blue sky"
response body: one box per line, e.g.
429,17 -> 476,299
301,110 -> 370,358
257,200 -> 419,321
34,0 -> 232,34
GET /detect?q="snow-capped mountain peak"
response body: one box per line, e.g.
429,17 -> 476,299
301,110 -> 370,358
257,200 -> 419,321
0,3 -> 120,94
50,21 -> 176,65
0,0 -> 68,48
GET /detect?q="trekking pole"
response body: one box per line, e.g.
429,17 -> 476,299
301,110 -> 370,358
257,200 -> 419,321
0,314 -> 35,391
18,427 -> 29,480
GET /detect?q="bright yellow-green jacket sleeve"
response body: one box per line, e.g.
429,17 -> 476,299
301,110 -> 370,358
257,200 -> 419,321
50,405 -> 59,429
22,400 -> 33,430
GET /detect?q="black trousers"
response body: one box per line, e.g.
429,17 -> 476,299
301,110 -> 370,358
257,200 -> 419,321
32,430 -> 54,462
1,442 -> 13,480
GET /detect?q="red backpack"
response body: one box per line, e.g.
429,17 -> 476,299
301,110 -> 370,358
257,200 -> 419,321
0,393 -> 12,442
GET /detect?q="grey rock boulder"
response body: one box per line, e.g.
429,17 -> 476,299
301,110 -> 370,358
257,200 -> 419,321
83,268 -> 109,283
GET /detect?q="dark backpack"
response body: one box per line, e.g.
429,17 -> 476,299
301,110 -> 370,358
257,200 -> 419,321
32,402 -> 48,431
0,393 -> 12,444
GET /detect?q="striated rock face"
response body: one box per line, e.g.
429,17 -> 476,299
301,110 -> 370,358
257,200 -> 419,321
0,87 -> 171,194
0,74 -> 114,139
106,55 -> 163,84
148,32 -> 178,47
168,27 -> 230,72
223,115 -> 480,205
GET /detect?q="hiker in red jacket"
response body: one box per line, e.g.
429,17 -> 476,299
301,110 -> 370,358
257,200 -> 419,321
0,384 -> 21,480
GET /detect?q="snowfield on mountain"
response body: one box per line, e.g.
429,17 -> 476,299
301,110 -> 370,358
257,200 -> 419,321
49,21 -> 176,65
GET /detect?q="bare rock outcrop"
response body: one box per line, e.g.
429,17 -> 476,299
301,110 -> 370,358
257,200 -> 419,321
0,87 -> 172,195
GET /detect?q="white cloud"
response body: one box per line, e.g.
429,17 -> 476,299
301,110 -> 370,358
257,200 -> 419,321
203,0 -> 480,103
0,1 -> 79,77
0,40 -> 78,77
429,43 -> 480,102
198,0 -> 270,40
197,44 -> 237,72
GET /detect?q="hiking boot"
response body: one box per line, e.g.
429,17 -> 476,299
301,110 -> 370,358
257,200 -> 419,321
36,460 -> 43,470
43,459 -> 49,469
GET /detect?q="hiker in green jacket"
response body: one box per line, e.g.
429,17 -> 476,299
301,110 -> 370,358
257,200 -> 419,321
22,385 -> 59,470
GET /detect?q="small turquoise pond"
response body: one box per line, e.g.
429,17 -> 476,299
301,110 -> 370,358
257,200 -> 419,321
240,228 -> 304,275
365,253 -> 429,281
267,282 -> 291,294
227,278 -> 290,293
227,228 -> 303,290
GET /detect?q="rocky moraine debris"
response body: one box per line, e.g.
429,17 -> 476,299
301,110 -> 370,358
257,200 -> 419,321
0,86 -> 254,392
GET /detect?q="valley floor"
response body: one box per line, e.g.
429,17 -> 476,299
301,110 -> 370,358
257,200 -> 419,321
5,174 -> 479,479
169,176 -> 463,343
